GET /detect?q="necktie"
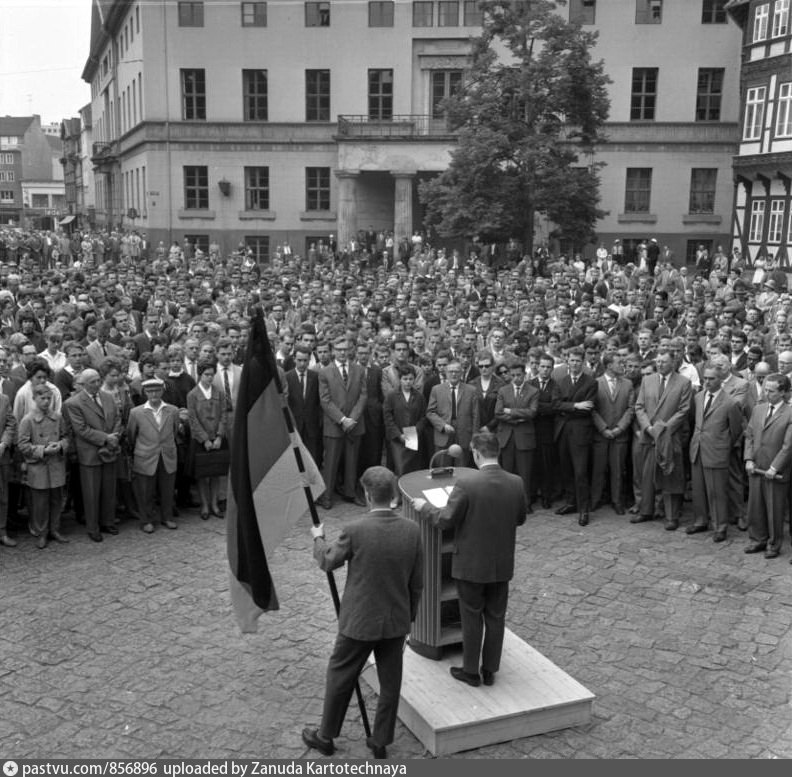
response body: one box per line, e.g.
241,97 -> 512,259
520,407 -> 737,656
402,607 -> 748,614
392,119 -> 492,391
190,361 -> 197,381
765,405 -> 775,426
102,344 -> 107,357
224,368 -> 233,412
660,376 -> 667,395
541,381 -> 547,392
94,394 -> 103,414
300,371 -> 306,399
609,379 -> 616,400
704,392 -> 714,416
341,365 -> 348,386
451,386 -> 457,420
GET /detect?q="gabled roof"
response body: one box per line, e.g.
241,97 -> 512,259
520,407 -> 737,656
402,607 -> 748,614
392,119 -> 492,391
0,116 -> 34,137
82,0 -> 133,82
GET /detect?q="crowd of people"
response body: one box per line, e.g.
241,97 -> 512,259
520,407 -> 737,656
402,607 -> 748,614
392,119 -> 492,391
0,223 -> 789,564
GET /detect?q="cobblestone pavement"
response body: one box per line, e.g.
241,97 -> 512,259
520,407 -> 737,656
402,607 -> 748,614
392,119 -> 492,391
2,497 -> 792,760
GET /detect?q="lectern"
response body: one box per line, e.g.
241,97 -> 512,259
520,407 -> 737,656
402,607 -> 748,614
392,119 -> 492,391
399,468 -> 473,660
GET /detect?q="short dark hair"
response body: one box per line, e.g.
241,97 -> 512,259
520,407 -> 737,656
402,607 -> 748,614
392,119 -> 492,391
765,373 -> 790,393
471,431 -> 500,458
360,466 -> 396,505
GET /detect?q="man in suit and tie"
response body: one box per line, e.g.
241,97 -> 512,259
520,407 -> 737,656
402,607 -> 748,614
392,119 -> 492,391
286,346 -> 322,467
0,388 -> 17,547
63,368 -> 122,542
687,364 -> 744,541
530,352 -> 561,508
355,342 -> 385,481
494,358 -> 539,511
213,339 -> 242,442
590,353 -> 635,515
744,373 -> 792,560
317,336 -> 367,510
426,360 -> 480,467
381,339 -> 424,396
132,313 -> 162,359
303,467 -> 423,759
469,350 -> 503,433
85,320 -> 122,369
126,378 -> 180,534
414,432 -> 526,688
633,350 -> 693,529
554,347 -> 597,525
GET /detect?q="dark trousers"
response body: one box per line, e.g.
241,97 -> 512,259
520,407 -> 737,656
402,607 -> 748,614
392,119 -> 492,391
533,426 -> 559,500
748,477 -> 788,553
133,457 -> 176,525
557,430 -> 591,511
691,461 -> 730,531
0,462 -> 9,534
456,578 -> 509,676
322,435 -> 361,501
590,437 -> 628,508
389,440 -> 422,477
499,438 -> 533,504
319,633 -> 406,747
358,425 -> 384,476
80,462 -> 117,534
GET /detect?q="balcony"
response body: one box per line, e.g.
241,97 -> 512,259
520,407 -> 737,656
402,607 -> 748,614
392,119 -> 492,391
337,115 -> 456,140
91,141 -> 119,170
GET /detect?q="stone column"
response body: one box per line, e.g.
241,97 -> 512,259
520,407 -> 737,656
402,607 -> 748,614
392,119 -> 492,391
334,170 -> 359,249
392,171 -> 417,244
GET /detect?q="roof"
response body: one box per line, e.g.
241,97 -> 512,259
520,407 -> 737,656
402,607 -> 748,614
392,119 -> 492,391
83,1 -> 133,82
60,118 -> 81,140
0,116 -> 34,137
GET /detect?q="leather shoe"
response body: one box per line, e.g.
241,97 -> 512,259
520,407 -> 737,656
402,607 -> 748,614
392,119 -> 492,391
578,512 -> 589,526
664,519 -> 679,531
353,496 -> 366,508
50,532 -> 69,544
713,530 -> 727,543
628,505 -> 641,514
630,514 -> 654,524
686,523 -> 708,535
555,504 -> 576,516
541,497 -> 551,509
37,535 -> 47,549
161,520 -> 177,530
0,534 -> 18,547
481,668 -> 495,686
450,666 -> 480,687
744,542 -> 766,554
737,518 -> 748,531
88,531 -> 103,543
613,503 -> 625,516
317,496 -> 333,510
141,523 -> 155,534
100,525 -> 119,535
366,737 -> 387,759
302,727 -> 335,756
764,549 -> 779,559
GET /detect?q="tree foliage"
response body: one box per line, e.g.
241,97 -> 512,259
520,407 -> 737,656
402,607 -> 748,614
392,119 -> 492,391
419,0 -> 611,250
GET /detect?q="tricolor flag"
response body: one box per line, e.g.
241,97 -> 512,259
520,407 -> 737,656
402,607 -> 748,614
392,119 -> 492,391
227,310 -> 325,633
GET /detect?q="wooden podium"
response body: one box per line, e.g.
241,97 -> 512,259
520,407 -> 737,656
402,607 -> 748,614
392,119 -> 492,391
399,468 -> 472,660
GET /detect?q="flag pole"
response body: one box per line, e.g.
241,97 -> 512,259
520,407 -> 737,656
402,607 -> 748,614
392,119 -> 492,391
261,315 -> 372,739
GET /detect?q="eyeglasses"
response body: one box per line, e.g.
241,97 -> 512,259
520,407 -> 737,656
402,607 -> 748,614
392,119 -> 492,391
478,363 -> 493,368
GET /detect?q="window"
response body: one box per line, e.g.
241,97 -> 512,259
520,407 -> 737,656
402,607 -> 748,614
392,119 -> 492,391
241,2 -> 267,26
368,69 -> 393,120
749,200 -> 765,242
0,171 -> 14,182
178,1 -> 204,27
306,167 -> 330,211
181,69 -> 206,120
184,166 -> 209,209
369,1 -> 394,26
438,1 -> 460,26
768,200 -> 785,242
463,0 -> 483,25
0,173 -> 5,182
624,168 -> 652,213
244,167 -> 270,210
0,191 -> 14,203
696,68 -> 724,121
306,70 -> 330,121
743,86 -> 766,140
245,236 -> 270,263
753,4 -> 769,40
636,0 -> 662,24
773,0 -> 789,37
413,1 -> 433,25
0,153 -> 12,164
0,136 -> 19,147
184,234 -> 209,253
31,194 -> 48,209
689,169 -> 717,214
431,70 -> 463,119
243,69 -> 268,121
776,82 -> 792,137
630,68 -> 658,121
570,0 -> 596,24
305,1 -> 330,26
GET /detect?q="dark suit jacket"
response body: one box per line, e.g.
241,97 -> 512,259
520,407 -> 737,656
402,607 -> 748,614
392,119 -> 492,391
383,389 -> 426,441
494,381 -> 539,450
286,368 -> 322,441
469,375 -> 504,432
318,362 -> 367,438
530,377 -> 561,438
554,372 -> 598,444
592,375 -> 635,441
0,393 -> 16,465
313,510 -> 423,640
0,376 -> 23,405
690,390 -> 743,468
426,381 -> 480,449
362,363 -> 384,431
422,465 -> 526,583
635,372 -> 693,444
744,402 -> 792,481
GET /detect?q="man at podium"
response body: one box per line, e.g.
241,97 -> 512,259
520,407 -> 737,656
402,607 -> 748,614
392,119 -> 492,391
413,432 -> 526,688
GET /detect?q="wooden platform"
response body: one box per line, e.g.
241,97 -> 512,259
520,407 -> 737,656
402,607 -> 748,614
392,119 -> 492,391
361,629 -> 594,756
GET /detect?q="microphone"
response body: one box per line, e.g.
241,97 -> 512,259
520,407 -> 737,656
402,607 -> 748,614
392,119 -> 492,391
428,443 -> 463,478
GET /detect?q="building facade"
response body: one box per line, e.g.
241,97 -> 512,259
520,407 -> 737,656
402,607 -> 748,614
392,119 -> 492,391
60,105 -> 95,230
80,0 -> 742,263
726,0 -> 792,267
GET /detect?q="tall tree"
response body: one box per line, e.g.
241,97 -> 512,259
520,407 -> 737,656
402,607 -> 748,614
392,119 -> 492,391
419,0 -> 611,253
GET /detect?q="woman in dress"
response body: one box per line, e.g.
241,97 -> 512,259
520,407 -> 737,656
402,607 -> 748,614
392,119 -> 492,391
383,364 -> 426,477
186,359 -> 228,520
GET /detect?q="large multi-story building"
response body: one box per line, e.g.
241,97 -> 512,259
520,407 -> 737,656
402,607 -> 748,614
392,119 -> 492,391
60,104 -> 96,230
80,0 -> 742,263
726,0 -> 792,267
